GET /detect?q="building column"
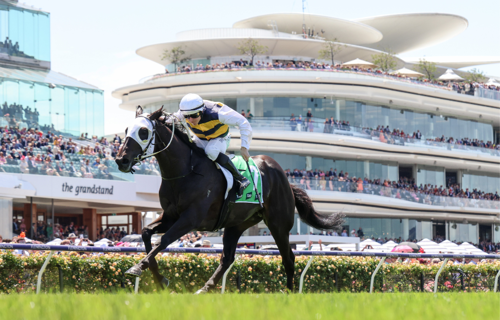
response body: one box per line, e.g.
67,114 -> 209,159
132,212 -> 141,234
23,201 -> 36,238
0,198 -> 13,239
83,209 -> 97,241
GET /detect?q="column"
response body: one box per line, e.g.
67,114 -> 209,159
82,208 -> 97,241
132,212 -> 142,235
23,201 -> 36,238
305,156 -> 312,171
335,100 -> 341,120
0,198 -> 13,239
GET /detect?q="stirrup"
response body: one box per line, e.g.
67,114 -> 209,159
236,178 -> 251,198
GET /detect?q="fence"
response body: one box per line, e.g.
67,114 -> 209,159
2,243 -> 499,294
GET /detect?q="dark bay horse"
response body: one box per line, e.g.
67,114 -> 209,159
115,106 -> 343,293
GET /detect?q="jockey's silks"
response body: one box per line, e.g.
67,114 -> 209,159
186,101 -> 229,140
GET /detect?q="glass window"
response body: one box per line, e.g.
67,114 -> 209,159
462,172 -> 500,193
144,96 -> 494,141
417,165 -> 445,186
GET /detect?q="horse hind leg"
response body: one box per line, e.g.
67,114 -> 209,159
196,215 -> 262,294
265,205 -> 295,291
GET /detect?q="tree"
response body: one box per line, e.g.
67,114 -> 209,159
463,68 -> 487,82
371,48 -> 397,72
236,38 -> 268,66
318,38 -> 345,66
416,59 -> 437,80
160,46 -> 190,73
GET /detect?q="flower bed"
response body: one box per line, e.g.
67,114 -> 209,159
0,251 -> 498,294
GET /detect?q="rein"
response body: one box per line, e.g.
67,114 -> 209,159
133,114 -> 195,181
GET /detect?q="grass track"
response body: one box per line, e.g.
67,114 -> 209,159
1,293 -> 498,320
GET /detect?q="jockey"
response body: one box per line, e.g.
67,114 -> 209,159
173,93 -> 251,197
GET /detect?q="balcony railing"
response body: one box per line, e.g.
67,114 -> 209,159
241,118 -> 500,157
288,177 -> 499,210
139,67 -> 500,101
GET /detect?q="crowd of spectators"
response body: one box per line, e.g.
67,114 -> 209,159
0,125 -> 162,179
285,169 -> 499,205
363,124 -> 500,152
0,102 -> 40,128
0,36 -> 34,59
161,60 -> 500,99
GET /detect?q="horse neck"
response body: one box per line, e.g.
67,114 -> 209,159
154,126 -> 192,178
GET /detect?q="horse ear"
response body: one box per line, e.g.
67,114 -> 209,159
149,106 -> 164,121
135,106 -> 143,118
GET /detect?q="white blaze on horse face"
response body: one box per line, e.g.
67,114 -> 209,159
126,116 -> 155,157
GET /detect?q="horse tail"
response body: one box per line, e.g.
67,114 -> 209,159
291,184 -> 344,230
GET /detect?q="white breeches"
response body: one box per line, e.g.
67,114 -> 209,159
193,134 -> 230,161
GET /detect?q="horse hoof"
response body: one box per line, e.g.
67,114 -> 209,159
161,277 -> 170,288
195,287 -> 208,295
125,266 -> 142,277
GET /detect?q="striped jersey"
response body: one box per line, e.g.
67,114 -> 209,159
186,100 -> 229,140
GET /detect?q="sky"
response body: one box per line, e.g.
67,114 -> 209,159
36,0 -> 500,135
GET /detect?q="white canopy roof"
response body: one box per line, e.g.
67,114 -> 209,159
438,69 -> 464,81
233,13 -> 383,45
417,238 -> 442,253
392,67 -> 424,77
357,13 -> 468,54
486,78 -> 500,86
342,58 -> 376,67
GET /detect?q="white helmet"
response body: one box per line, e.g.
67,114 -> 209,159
179,93 -> 204,115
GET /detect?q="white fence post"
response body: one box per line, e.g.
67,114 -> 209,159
36,251 -> 54,294
494,269 -> 500,293
299,256 -> 314,294
433,258 -> 449,293
221,257 -> 238,294
369,257 -> 386,293
134,277 -> 140,294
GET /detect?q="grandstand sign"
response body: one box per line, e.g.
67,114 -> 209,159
61,182 -> 114,196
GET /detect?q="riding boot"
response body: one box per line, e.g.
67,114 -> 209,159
215,153 -> 251,198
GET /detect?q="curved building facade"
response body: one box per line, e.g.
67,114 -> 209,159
111,12 -> 500,244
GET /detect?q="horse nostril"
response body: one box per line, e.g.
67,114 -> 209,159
121,158 -> 129,165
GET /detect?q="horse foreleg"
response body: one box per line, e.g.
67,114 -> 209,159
126,216 -> 193,278
142,228 -> 169,290
196,216 -> 262,294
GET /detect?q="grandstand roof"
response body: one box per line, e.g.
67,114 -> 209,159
137,38 -> 405,67
0,64 -> 101,90
232,13 -> 383,45
356,13 -> 468,53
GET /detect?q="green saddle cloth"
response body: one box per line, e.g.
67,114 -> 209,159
230,156 -> 263,204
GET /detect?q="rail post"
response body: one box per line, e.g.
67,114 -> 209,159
221,257 -> 238,294
299,256 -> 314,294
433,258 -> 449,293
494,269 -> 500,293
36,251 -> 54,294
237,270 -> 241,293
369,257 -> 386,293
420,272 -> 424,292
335,272 -> 339,292
134,277 -> 140,294
57,266 -> 64,293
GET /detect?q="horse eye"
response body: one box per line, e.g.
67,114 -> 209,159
138,127 -> 149,140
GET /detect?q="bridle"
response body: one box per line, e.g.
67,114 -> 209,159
131,113 -> 196,181
132,114 -> 177,163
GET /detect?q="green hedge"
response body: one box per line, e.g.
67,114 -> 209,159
0,251 -> 498,293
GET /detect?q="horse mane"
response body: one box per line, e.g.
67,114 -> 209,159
162,121 -> 206,157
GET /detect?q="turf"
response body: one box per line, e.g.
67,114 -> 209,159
1,293 -> 498,320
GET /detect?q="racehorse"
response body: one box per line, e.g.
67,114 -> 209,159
115,106 -> 344,293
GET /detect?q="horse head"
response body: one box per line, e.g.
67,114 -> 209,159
115,106 -> 164,173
